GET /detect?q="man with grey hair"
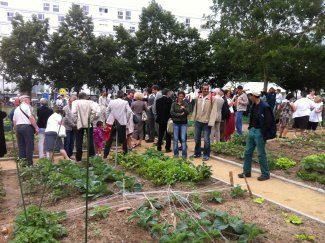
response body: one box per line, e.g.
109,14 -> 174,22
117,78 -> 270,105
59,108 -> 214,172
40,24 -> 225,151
13,95 -> 39,166
63,95 -> 77,158
37,98 -> 53,158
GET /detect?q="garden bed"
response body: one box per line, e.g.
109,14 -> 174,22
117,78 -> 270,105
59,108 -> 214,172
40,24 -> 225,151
212,133 -> 325,189
1,152 -> 325,242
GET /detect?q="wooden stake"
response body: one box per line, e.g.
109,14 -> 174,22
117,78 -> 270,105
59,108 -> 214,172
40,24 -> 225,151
229,171 -> 234,186
243,176 -> 253,198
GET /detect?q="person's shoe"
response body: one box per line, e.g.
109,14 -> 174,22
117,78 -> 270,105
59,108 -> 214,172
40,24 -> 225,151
146,139 -> 154,143
178,146 -> 182,151
190,154 -> 201,159
165,149 -> 172,153
202,156 -> 209,161
238,173 -> 251,178
257,175 -> 270,181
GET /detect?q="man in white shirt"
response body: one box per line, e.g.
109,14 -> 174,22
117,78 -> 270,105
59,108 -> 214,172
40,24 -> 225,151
292,91 -> 315,137
71,92 -> 100,162
103,90 -> 132,158
13,95 -> 39,166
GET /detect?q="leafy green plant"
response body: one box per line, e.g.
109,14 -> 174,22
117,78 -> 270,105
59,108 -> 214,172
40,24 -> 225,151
128,207 -> 160,229
90,205 -> 111,219
253,197 -> 265,204
275,157 -> 296,169
11,205 -> 67,243
140,198 -> 164,210
297,153 -> 325,184
207,191 -> 224,203
301,154 -> 325,172
282,213 -> 303,225
118,149 -> 212,186
115,176 -> 142,192
230,185 -> 247,198
295,233 -> 316,242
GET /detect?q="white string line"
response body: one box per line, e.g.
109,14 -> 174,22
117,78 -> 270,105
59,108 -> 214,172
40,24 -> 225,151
171,191 -> 216,243
0,183 -> 234,228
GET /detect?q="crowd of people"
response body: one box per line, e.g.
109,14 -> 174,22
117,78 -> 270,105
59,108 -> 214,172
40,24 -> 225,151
0,84 -> 323,181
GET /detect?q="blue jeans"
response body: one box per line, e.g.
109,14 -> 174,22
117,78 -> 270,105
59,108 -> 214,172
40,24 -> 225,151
64,130 -> 75,157
194,121 -> 211,157
173,123 -> 187,158
243,128 -> 270,177
235,111 -> 244,135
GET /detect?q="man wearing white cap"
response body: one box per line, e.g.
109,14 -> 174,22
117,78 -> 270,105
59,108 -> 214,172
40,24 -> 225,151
238,89 -> 276,181
13,95 -> 39,166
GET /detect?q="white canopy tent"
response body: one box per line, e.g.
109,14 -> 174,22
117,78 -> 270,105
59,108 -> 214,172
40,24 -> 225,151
222,81 -> 286,93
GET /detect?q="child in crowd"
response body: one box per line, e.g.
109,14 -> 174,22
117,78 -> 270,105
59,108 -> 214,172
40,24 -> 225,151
93,121 -> 105,156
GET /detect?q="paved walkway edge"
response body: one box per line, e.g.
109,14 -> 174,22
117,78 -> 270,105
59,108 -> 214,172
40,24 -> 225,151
210,175 -> 325,225
211,155 -> 325,194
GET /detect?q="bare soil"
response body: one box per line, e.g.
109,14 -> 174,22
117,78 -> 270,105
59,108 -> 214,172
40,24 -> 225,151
1,160 -> 325,243
214,133 -> 325,190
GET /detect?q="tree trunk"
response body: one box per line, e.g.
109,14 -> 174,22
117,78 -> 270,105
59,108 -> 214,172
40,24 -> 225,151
263,67 -> 268,92
19,78 -> 33,97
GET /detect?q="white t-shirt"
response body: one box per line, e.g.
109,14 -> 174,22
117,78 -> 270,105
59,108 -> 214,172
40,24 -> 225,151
13,103 -> 32,125
309,102 -> 323,122
45,113 -> 62,133
293,98 -> 315,118
227,98 -> 234,113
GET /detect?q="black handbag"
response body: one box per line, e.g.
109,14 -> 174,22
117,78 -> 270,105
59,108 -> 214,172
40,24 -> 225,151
132,113 -> 139,124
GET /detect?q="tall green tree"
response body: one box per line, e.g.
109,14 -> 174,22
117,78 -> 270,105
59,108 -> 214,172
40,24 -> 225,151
45,5 -> 95,92
92,25 -> 137,90
136,1 -> 184,89
209,0 -> 325,90
0,14 -> 49,95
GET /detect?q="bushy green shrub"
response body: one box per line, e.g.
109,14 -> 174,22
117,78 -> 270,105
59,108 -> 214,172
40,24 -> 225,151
11,206 -> 67,243
301,154 -> 325,173
118,149 -> 212,186
275,157 -> 296,170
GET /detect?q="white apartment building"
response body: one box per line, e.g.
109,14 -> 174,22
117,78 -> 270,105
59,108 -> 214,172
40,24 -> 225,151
0,0 -> 211,94
0,0 -> 210,38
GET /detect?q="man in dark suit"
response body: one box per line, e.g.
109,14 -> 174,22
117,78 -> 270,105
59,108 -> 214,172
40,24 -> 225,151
156,88 -> 172,152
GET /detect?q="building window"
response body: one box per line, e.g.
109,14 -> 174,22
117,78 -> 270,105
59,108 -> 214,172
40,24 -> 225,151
83,5 -> 89,15
0,1 -> 8,6
99,7 -> 108,13
53,5 -> 59,12
38,13 -> 45,20
43,3 -> 50,11
7,12 -> 13,21
117,11 -> 123,19
126,11 -> 131,20
185,18 -> 190,27
58,16 -> 64,23
129,26 -> 135,33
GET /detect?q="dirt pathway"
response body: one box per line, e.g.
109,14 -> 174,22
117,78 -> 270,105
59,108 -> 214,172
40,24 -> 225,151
136,141 -> 325,223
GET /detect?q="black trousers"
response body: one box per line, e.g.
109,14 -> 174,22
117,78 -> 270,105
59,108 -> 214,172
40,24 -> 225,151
157,123 -> 171,151
16,124 -> 34,166
103,124 -> 128,158
147,114 -> 155,140
75,127 -> 95,162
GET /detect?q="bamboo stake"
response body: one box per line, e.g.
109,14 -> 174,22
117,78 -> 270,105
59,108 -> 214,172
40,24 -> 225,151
229,171 -> 234,186
243,176 -> 253,198
11,122 -> 27,220
84,116 -> 91,243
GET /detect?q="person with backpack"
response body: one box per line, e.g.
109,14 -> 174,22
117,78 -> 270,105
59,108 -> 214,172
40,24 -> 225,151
238,89 -> 276,181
